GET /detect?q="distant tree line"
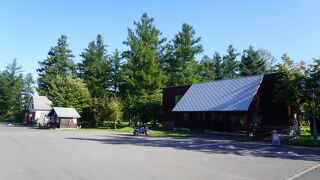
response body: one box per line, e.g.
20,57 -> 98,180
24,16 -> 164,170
1,13 -> 319,130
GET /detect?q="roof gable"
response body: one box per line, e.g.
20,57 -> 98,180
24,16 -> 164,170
30,96 -> 52,110
172,75 -> 263,112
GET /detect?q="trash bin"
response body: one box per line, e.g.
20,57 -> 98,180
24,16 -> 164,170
272,132 -> 280,146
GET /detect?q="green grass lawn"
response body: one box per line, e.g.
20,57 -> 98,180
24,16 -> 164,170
282,125 -> 320,148
283,135 -> 320,148
148,126 -> 193,137
300,125 -> 311,135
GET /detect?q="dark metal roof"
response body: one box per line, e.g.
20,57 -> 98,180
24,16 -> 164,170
172,75 -> 264,112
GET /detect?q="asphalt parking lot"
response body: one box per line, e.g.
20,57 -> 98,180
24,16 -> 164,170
0,123 -> 319,180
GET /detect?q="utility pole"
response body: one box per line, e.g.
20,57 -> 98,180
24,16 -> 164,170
300,79 -> 319,145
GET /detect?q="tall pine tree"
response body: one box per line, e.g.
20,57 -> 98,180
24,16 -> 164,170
79,34 -> 111,97
37,35 -> 89,115
240,45 -> 267,76
0,59 -> 34,121
222,45 -> 240,78
198,55 -> 215,82
122,13 -> 166,124
122,13 -> 165,96
110,49 -> 124,96
79,34 -> 112,127
37,35 -> 76,95
165,23 -> 203,86
212,52 -> 223,80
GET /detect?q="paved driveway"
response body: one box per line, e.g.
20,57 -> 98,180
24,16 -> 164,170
0,123 -> 319,180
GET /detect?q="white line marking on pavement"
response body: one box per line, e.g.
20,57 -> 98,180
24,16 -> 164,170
286,164 -> 320,180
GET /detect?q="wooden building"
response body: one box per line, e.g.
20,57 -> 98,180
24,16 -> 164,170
48,107 -> 80,128
162,74 -> 290,136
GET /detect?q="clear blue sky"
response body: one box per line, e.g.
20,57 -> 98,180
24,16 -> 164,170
1,0 -> 319,78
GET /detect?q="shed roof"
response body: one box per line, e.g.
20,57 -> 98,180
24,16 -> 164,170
172,75 -> 263,112
32,96 -> 52,110
51,107 -> 81,118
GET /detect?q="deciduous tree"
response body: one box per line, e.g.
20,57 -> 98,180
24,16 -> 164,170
48,75 -> 90,113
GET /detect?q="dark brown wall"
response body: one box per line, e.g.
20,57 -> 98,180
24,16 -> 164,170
59,118 -> 77,128
162,85 -> 191,127
259,73 -> 290,127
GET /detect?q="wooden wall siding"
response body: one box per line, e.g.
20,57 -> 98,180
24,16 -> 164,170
59,118 -> 77,128
162,85 -> 191,127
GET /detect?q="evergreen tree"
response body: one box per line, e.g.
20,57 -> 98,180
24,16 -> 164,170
198,55 -> 215,82
110,49 -> 124,96
37,35 -> 91,122
240,46 -> 267,76
162,43 -> 176,85
79,34 -> 111,97
222,45 -> 240,78
212,52 -> 223,80
37,35 -> 76,95
122,12 -> 166,124
0,60 -> 23,120
122,12 -> 166,96
165,23 -> 203,86
79,34 -> 113,127
0,59 -> 33,121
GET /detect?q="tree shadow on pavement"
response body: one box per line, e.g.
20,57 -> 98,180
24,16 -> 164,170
66,133 -> 320,162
